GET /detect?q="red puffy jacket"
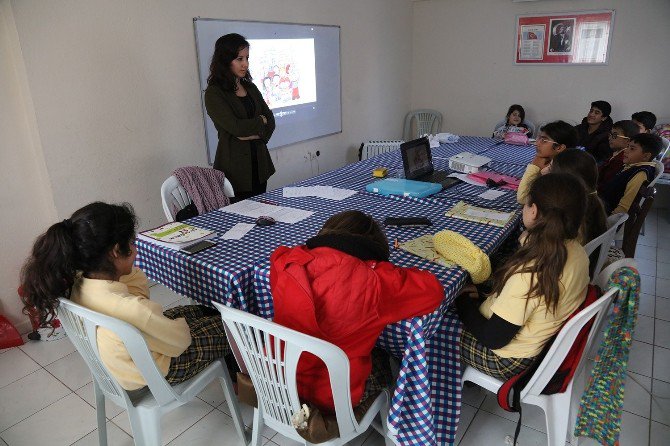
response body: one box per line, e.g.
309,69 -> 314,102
270,243 -> 444,412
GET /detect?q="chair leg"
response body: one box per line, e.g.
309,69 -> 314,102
543,393 -> 571,446
92,381 -> 108,446
251,407 -> 264,446
127,406 -> 162,446
218,373 -> 248,445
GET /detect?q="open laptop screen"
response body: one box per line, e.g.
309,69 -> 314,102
401,137 -> 434,180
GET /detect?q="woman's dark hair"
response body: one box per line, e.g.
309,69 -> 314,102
317,210 -> 389,259
612,120 -> 641,139
506,104 -> 526,124
492,173 -> 586,313
20,202 -> 137,324
552,149 -> 607,244
540,120 -> 578,148
206,33 -> 252,91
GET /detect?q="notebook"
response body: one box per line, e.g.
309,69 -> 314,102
366,178 -> 442,198
401,137 -> 451,187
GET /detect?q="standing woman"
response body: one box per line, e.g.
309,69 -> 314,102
205,33 -> 275,201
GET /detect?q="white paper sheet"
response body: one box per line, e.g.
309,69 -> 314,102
282,186 -> 356,201
448,172 -> 482,186
220,223 -> 256,240
478,189 -> 508,200
221,200 -> 314,224
464,208 -> 513,222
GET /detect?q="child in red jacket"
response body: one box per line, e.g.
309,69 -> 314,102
270,210 -> 444,412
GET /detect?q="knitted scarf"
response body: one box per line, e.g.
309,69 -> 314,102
573,265 -> 640,446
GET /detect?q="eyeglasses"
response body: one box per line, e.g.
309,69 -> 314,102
609,132 -> 630,140
537,136 -> 558,145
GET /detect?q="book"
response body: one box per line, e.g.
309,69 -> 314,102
445,201 -> 516,228
137,222 -> 216,250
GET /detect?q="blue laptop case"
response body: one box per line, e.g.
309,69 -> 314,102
366,178 -> 442,198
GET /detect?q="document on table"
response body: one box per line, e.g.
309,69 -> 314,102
477,189 -> 507,200
448,173 -> 481,186
220,200 -> 314,224
445,201 -> 515,227
283,185 -> 356,201
220,223 -> 255,240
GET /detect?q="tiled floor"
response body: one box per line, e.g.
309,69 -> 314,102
1,208 -> 668,445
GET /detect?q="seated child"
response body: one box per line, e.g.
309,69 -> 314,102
457,173 -> 589,379
270,210 -> 443,412
493,104 -> 532,139
631,111 -> 657,134
20,202 -> 232,391
599,133 -> 663,215
517,120 -> 577,204
598,120 -> 641,189
574,100 -> 614,163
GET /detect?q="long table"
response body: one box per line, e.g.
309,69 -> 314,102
135,136 -> 535,445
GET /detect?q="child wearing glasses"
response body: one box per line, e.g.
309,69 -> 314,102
599,133 -> 662,215
457,173 -> 589,379
517,121 -> 577,204
597,120 -> 641,190
492,104 -> 533,139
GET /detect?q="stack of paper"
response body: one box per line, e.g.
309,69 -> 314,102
221,200 -> 314,224
138,222 -> 216,250
399,235 -> 455,268
283,186 -> 356,201
445,201 -> 516,227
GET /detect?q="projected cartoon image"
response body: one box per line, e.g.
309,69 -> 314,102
249,38 -> 317,109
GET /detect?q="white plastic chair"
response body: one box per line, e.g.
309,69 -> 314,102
647,160 -> 665,188
358,140 -> 404,161
213,302 -> 393,446
403,109 -> 442,140
161,174 -> 235,222
656,136 -> 669,160
583,213 -> 628,282
461,279 -> 619,446
57,299 -> 247,446
493,119 -> 536,137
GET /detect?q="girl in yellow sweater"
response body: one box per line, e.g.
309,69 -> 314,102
20,202 -> 231,391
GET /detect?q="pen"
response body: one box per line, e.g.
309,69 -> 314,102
258,199 -> 277,206
394,238 -> 399,250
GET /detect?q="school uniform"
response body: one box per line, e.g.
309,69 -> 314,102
597,149 -> 625,192
599,162 -> 657,214
516,163 -> 541,204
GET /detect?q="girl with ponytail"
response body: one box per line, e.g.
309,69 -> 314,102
457,174 -> 590,379
21,202 -> 231,391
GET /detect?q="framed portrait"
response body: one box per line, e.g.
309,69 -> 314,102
515,10 -> 614,65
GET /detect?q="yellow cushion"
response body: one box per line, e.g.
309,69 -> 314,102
433,230 -> 491,284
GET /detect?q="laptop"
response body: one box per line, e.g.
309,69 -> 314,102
401,137 -> 452,188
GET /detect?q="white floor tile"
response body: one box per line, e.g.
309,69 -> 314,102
168,408 -> 245,446
0,369 -> 71,431
637,258 -> 657,277
658,249 -> 670,264
0,348 -> 40,388
458,410 -> 548,446
641,274 -> 656,295
653,346 -> 670,382
657,261 -> 670,278
460,383 -> 487,408
75,381 -> 126,419
635,244 -> 657,262
636,233 -> 657,248
656,297 -> 670,321
655,319 -> 670,347
657,278 -> 670,299
623,372 -> 652,418
112,398 -> 213,445
639,293 -> 656,318
18,335 -> 76,366
628,340 -> 654,377
651,378 -> 670,426
150,284 -> 184,308
651,420 -> 670,446
1,393 -> 97,446
361,429 -> 388,446
454,402 -> 477,445
575,410 -> 650,446
196,378 -> 228,407
634,315 -> 655,344
479,393 -> 548,433
47,351 -> 92,391
223,402 -> 279,440
72,421 -> 134,446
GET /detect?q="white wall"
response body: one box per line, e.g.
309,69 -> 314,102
1,0 -> 413,330
0,0 -> 57,333
412,0 -> 670,136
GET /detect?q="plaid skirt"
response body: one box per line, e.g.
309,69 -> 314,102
460,329 -> 535,381
163,305 -> 232,385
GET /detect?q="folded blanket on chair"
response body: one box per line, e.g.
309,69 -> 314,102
173,166 -> 230,214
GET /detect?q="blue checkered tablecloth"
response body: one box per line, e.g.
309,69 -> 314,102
135,136 -> 535,445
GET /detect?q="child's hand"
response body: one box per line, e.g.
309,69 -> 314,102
531,155 -> 551,169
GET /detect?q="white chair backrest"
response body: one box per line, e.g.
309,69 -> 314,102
647,160 -> 665,188
403,109 -> 442,140
58,298 -> 181,407
520,287 -> 617,399
594,258 -> 638,290
657,136 -> 669,160
360,140 -> 403,161
213,302 -> 360,437
160,174 -> 235,222
584,213 -> 628,281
